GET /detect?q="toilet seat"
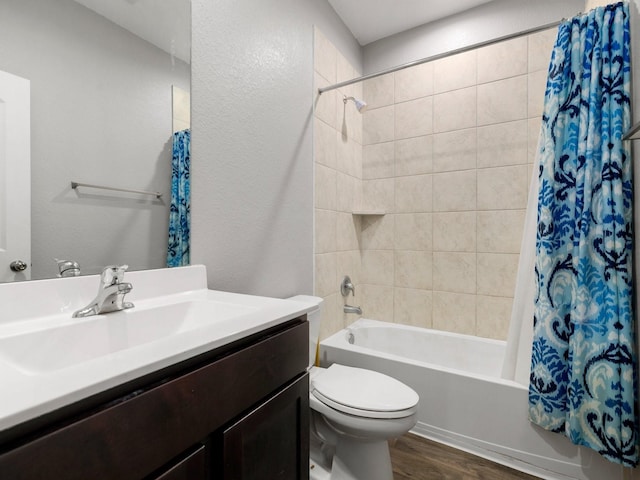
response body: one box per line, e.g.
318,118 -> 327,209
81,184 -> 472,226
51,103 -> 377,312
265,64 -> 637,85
311,364 -> 419,419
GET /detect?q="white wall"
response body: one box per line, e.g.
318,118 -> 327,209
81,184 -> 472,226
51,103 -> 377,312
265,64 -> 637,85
363,0 -> 584,73
190,0 -> 361,297
0,0 -> 190,279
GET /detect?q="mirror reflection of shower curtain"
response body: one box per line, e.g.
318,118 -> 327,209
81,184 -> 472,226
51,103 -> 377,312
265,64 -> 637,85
167,128 -> 190,267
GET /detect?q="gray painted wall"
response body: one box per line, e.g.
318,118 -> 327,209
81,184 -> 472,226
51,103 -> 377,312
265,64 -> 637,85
190,0 -> 361,297
363,0 -> 584,73
0,0 -> 190,279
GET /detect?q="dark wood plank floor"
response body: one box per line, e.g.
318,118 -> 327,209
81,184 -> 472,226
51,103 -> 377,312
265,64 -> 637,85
389,434 -> 541,480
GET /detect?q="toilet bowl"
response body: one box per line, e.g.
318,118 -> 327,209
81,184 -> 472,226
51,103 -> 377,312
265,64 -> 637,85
288,295 -> 419,480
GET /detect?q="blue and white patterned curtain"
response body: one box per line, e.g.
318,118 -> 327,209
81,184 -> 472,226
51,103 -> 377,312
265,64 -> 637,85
167,128 -> 190,267
529,2 -> 637,465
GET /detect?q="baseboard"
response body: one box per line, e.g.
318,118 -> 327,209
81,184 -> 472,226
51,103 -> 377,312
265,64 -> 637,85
411,422 -> 585,480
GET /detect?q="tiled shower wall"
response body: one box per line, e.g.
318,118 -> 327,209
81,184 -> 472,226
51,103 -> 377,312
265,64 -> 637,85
313,27 -> 363,340
314,27 -> 556,341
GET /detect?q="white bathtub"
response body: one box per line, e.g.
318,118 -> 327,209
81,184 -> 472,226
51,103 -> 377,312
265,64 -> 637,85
319,319 -> 632,480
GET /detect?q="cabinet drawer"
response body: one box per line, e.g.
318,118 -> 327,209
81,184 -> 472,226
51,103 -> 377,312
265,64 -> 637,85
0,319 -> 308,480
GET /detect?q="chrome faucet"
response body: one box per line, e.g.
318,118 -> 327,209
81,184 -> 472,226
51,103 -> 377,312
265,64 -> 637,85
343,304 -> 362,315
72,265 -> 134,318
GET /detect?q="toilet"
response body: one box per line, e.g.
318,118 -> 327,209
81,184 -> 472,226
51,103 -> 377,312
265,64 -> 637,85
289,295 -> 419,480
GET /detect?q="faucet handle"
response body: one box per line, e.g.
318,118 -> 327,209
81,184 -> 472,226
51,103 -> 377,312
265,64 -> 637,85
340,275 -> 355,297
100,264 -> 129,286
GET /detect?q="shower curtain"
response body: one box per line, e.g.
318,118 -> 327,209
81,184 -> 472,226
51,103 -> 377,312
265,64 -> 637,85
167,128 -> 191,267
526,2 -> 637,466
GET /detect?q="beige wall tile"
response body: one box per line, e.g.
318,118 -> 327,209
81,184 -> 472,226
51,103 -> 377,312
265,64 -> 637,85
433,86 -> 477,133
432,291 -> 476,335
363,105 -> 394,145
528,27 -> 557,73
361,250 -> 394,285
394,288 -> 432,328
395,250 -> 433,289
353,140 -> 363,179
528,70 -> 547,119
432,128 -> 477,172
396,135 -> 433,176
395,174 -> 433,213
315,252 -> 337,298
476,295 -> 512,340
477,36 -> 527,83
528,117 -> 542,164
363,142 -> 394,179
395,96 -> 433,140
319,293 -> 341,341
315,163 -> 336,210
432,170 -> 476,212
477,210 -> 526,254
336,172 -> 357,213
314,118 -> 337,169
477,165 -> 528,210
361,214 -> 395,250
362,178 -> 394,211
363,73 -> 394,109
314,73 -> 337,129
361,284 -> 394,321
395,62 -> 434,103
314,27 -> 337,83
477,120 -> 528,168
477,253 -> 519,297
433,252 -> 476,294
336,51 -> 355,84
336,250 -> 361,291
433,212 -> 476,252
336,132 -> 357,176
337,212 -> 360,251
434,50 -> 477,94
477,76 -> 527,126
315,208 -> 336,254
394,213 -> 432,251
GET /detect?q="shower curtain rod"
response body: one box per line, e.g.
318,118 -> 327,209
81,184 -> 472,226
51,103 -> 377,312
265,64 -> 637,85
318,19 -> 562,95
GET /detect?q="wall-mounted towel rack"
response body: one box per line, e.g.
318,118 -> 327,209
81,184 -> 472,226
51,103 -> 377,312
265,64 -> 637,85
71,181 -> 162,199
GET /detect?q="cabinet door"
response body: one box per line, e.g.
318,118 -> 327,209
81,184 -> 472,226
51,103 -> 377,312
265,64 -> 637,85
153,445 -> 207,480
221,374 -> 309,480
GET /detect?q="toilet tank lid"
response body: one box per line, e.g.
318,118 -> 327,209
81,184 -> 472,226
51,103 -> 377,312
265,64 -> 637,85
287,295 -> 323,313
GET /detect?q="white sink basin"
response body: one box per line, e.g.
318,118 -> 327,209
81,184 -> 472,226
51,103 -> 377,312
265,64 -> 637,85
0,265 -> 313,432
0,299 -> 258,375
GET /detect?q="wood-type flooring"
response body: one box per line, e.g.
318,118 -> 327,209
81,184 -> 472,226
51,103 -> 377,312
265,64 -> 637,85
389,434 -> 542,480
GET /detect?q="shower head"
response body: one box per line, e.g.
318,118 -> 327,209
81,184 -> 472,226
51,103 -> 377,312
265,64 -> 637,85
343,95 -> 368,113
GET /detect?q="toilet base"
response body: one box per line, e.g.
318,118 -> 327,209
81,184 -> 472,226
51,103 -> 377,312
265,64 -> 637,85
310,437 -> 394,480
331,438 -> 393,480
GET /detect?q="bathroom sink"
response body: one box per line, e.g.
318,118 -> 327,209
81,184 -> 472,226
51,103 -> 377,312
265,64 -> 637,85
0,299 -> 258,375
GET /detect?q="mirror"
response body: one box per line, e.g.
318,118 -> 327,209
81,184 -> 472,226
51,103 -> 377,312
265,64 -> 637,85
0,0 -> 191,282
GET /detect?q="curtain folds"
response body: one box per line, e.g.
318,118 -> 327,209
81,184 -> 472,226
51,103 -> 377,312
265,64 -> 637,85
528,2 -> 637,466
167,129 -> 191,268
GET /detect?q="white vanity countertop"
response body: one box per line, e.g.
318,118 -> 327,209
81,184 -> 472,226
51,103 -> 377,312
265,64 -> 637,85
0,265 -> 313,432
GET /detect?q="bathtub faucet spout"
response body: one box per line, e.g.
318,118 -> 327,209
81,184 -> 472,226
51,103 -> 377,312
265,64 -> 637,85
344,304 -> 362,315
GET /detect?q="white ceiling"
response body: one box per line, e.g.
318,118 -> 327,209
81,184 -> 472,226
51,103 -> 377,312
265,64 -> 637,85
328,0 -> 495,45
73,0 -> 190,63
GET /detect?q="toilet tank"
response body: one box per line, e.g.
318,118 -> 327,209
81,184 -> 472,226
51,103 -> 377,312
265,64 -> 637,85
287,295 -> 323,368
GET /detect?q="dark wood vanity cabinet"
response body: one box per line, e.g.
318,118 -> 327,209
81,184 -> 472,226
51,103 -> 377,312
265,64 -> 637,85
0,319 -> 310,480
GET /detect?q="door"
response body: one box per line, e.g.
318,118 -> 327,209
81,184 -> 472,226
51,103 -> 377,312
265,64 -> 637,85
0,69 -> 30,282
220,375 -> 310,480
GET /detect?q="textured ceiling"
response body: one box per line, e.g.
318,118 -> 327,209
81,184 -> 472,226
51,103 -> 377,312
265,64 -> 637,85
328,0 -> 495,45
